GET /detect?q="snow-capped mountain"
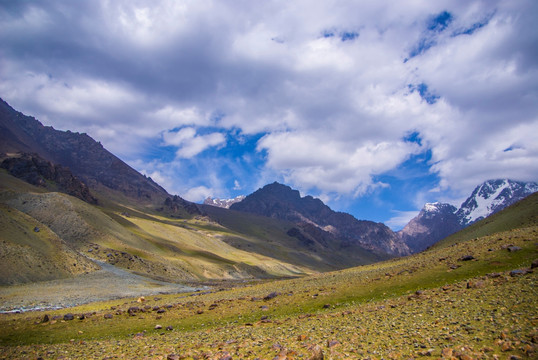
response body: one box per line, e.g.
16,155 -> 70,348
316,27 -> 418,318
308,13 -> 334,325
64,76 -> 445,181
203,195 -> 246,209
399,202 -> 461,253
400,179 -> 538,252
456,179 -> 538,226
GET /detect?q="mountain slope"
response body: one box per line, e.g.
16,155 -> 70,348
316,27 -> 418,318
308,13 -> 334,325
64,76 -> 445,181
400,179 -> 538,252
0,98 -> 169,204
231,182 -> 410,256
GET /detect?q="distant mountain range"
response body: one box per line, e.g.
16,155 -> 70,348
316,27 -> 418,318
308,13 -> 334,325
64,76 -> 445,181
230,182 -> 410,256
204,195 -> 246,209
1,97 -> 537,286
399,179 -> 538,252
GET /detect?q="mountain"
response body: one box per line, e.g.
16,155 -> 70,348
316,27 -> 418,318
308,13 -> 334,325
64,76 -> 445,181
203,195 -> 246,209
230,182 -> 410,256
456,179 -> 538,225
400,179 -> 538,252
0,99 -> 390,284
0,98 -> 171,204
399,202 -> 461,253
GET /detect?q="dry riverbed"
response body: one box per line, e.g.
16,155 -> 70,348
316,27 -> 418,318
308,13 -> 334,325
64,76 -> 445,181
0,261 -> 203,313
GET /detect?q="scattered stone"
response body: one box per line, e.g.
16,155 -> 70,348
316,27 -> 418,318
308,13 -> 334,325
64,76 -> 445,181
510,269 -> 527,277
507,246 -> 522,252
459,255 -> 475,261
166,325 -> 173,331
137,296 -> 146,303
308,344 -> 324,360
167,355 -> 180,360
327,340 -> 340,348
33,227 -> 40,232
103,314 -> 113,319
297,334 -> 307,341
441,348 -> 453,358
156,309 -> 166,314
322,304 -> 331,309
42,314 -> 49,323
487,272 -> 501,278
467,280 -> 485,289
63,313 -> 75,321
128,306 -> 140,316
155,325 -> 162,330
196,310 -> 204,314
531,259 -> 538,269
264,292 -> 280,301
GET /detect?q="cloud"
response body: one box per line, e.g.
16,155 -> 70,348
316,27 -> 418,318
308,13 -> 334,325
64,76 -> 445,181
1,0 -> 537,220
163,128 -> 226,159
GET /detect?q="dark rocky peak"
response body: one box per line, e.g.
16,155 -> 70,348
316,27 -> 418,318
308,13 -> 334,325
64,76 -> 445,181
232,182 -> 410,257
164,195 -> 203,217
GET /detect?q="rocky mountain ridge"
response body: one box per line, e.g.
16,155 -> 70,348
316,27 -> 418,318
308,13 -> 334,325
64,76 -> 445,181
0,98 -> 170,203
399,179 -> 538,252
230,182 -> 410,256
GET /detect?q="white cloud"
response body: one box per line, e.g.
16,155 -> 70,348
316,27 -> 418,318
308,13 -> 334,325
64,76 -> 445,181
182,185 -> 213,203
162,128 -> 225,159
1,0 -> 537,216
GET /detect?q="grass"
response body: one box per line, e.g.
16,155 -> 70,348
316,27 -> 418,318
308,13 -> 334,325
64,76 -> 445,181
1,223 -> 536,359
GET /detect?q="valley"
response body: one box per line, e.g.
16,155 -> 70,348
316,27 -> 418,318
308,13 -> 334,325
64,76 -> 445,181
0,98 -> 537,359
0,199 -> 536,358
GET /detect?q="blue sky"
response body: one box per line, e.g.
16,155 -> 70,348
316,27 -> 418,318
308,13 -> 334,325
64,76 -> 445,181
1,0 -> 537,229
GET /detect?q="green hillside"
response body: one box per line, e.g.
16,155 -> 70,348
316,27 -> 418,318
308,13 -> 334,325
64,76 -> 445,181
0,192 -> 536,359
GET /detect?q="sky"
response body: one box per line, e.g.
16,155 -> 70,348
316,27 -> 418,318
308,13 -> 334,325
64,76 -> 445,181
1,0 -> 537,230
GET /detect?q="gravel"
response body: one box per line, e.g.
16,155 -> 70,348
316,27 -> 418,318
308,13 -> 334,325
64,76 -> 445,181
0,261 -> 205,313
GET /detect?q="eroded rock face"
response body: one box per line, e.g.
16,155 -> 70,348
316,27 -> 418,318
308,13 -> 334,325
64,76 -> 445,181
1,153 -> 98,204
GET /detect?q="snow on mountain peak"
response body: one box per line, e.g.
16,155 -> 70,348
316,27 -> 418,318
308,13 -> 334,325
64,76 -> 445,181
457,179 -> 538,225
203,195 -> 245,209
423,202 -> 441,212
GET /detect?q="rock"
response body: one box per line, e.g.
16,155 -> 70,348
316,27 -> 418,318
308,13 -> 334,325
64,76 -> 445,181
103,314 -> 113,319
297,334 -> 307,341
322,304 -> 331,309
308,344 -> 324,360
156,309 -> 166,314
441,348 -> 453,358
155,325 -> 162,330
167,355 -> 180,360
166,325 -> 173,331
128,306 -> 140,316
264,292 -> 280,301
327,340 -> 340,348
507,246 -> 522,252
33,227 -> 40,232
531,259 -> 538,269
510,269 -> 527,277
467,280 -> 485,289
42,314 -> 50,323
487,272 -> 501,278
63,313 -> 75,321
459,255 -> 475,261
137,296 -> 146,303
